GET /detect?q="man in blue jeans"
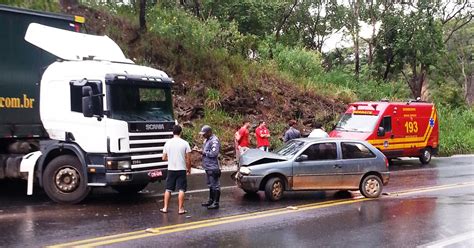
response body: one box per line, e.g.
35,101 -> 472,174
193,125 -> 221,209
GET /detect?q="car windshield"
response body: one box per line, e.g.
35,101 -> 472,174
275,140 -> 306,157
336,113 -> 379,133
108,84 -> 174,122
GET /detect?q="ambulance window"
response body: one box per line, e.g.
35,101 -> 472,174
342,142 -> 375,159
381,116 -> 392,132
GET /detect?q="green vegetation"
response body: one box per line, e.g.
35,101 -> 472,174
437,106 -> 474,156
3,0 -> 472,156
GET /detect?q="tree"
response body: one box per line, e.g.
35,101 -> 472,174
374,1 -> 444,99
139,0 -> 147,31
341,0 -> 361,78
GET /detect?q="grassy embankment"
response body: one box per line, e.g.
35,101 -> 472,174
8,1 -> 472,157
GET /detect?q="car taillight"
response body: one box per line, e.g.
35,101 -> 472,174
385,157 -> 389,168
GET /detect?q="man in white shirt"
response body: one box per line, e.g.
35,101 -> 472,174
308,122 -> 329,138
160,125 -> 191,215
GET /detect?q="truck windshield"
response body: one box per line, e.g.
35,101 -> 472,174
336,113 -> 379,133
108,85 -> 173,122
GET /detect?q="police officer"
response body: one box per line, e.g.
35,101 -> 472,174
193,125 -> 221,209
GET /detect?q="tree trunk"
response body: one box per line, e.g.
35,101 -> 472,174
139,0 -> 147,31
409,65 -> 427,99
193,0 -> 201,18
354,35 -> 360,78
275,0 -> 298,42
383,53 -> 393,81
466,73 -> 474,106
352,0 -> 360,78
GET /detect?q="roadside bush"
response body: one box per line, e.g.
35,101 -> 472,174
273,45 -> 324,78
437,105 -> 474,156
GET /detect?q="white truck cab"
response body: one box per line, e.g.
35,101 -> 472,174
16,23 -> 174,203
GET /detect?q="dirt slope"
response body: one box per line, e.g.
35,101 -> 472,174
62,5 -> 347,164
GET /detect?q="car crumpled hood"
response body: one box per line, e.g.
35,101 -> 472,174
239,149 -> 287,166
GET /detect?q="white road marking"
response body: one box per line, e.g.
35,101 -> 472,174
418,231 -> 474,248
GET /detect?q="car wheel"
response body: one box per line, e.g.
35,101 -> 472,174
43,155 -> 90,204
360,175 -> 383,198
419,148 -> 432,165
265,177 -> 284,201
112,183 -> 148,194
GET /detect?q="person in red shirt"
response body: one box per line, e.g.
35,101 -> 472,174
236,120 -> 251,155
255,121 -> 270,152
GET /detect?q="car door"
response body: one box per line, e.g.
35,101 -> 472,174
292,142 -> 341,190
339,142 -> 377,189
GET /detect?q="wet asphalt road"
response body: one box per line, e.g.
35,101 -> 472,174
0,156 -> 473,248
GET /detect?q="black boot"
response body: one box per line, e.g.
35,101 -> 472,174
207,190 -> 220,209
202,189 -> 214,207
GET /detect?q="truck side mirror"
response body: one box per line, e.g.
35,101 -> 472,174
82,96 -> 93,118
377,127 -> 385,137
296,154 -> 308,162
82,86 -> 93,118
82,86 -> 92,97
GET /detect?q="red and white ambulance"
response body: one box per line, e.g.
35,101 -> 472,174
330,100 -> 439,164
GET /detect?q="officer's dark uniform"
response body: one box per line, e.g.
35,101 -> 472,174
201,134 -> 221,209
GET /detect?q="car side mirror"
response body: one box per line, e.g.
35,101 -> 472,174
296,154 -> 308,162
377,127 -> 385,137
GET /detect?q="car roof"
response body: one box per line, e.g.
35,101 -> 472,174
293,137 -> 369,143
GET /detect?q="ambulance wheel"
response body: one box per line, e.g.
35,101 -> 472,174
112,183 -> 148,194
419,148 -> 432,165
43,155 -> 90,204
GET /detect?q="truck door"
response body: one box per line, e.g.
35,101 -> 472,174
292,142 -> 341,190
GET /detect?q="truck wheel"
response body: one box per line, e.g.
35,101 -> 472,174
360,175 -> 383,198
43,155 -> 90,204
112,184 -> 148,194
419,148 -> 432,165
264,177 -> 284,201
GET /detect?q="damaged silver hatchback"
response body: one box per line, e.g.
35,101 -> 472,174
236,138 -> 389,201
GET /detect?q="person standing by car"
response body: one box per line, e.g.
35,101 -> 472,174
234,126 -> 241,161
308,122 -> 329,138
160,125 -> 191,215
284,120 -> 301,142
236,120 -> 251,155
194,125 -> 222,210
255,121 -> 271,152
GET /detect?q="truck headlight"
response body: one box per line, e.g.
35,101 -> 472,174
106,160 -> 131,170
239,167 -> 251,175
117,161 -> 131,169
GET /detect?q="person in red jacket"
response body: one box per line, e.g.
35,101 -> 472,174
255,121 -> 270,152
236,120 -> 251,155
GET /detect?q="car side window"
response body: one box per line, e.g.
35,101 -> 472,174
342,142 -> 376,159
302,143 -> 337,161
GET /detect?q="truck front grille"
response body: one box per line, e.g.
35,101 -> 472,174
129,132 -> 173,170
